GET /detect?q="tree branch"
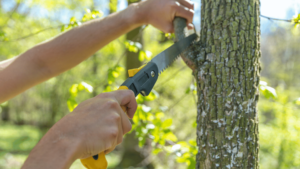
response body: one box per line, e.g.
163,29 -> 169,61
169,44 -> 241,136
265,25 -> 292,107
260,15 -> 292,22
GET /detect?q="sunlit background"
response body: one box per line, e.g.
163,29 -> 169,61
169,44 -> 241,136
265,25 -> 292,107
0,0 -> 300,169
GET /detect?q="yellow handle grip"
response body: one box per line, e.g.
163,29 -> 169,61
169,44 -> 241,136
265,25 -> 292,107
80,86 -> 129,169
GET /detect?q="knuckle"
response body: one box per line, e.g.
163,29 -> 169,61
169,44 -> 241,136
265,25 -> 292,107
117,137 -> 123,145
97,92 -> 111,99
124,123 -> 132,134
189,9 -> 194,17
106,100 -> 119,109
170,1 -> 180,9
128,90 -> 135,98
111,113 -> 121,122
109,128 -> 119,139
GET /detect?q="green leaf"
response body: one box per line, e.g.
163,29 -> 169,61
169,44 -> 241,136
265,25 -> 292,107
188,140 -> 197,146
260,85 -> 277,99
69,84 -> 78,97
185,87 -> 191,94
144,90 -> 159,101
80,82 -> 93,93
177,141 -> 189,149
115,65 -> 124,72
259,81 -> 277,99
138,136 -> 146,147
187,158 -> 196,169
139,50 -> 146,61
67,98 -> 78,112
153,148 -> 162,155
294,98 -> 300,105
155,112 -> 165,119
70,16 -> 77,23
162,119 -> 173,129
192,121 -> 197,128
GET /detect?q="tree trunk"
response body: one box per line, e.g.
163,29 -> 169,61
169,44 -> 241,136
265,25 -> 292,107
116,1 -> 154,168
175,0 -> 261,168
1,103 -> 10,121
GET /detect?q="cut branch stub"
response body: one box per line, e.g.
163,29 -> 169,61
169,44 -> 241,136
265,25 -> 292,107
173,17 -> 198,71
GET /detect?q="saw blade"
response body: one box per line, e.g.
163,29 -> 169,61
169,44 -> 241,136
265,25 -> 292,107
150,33 -> 197,74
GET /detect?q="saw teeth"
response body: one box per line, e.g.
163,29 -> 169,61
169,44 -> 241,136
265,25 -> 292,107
159,55 -> 181,74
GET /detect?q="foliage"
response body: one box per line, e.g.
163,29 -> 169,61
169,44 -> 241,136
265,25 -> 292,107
259,86 -> 300,168
259,81 -> 277,99
67,82 -> 93,112
292,13 -> 300,28
61,9 -> 103,32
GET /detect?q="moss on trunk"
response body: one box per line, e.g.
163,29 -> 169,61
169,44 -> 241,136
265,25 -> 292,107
175,0 -> 261,168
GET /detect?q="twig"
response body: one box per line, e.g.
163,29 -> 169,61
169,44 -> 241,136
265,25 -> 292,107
167,92 -> 188,112
0,1 -> 21,29
0,25 -> 65,42
113,26 -> 146,67
114,51 -> 127,67
260,15 -> 292,22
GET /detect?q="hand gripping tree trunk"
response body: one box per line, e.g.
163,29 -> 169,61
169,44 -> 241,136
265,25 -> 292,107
174,0 -> 261,168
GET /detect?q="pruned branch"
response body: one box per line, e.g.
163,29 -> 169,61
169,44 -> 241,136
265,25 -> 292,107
173,17 -> 198,71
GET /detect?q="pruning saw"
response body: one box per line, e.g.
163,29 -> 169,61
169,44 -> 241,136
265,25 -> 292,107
80,33 -> 198,169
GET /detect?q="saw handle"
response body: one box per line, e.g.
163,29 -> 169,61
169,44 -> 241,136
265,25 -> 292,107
80,62 -> 159,169
80,86 -> 129,169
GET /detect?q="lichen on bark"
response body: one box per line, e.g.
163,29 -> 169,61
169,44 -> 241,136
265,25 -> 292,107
174,0 -> 261,168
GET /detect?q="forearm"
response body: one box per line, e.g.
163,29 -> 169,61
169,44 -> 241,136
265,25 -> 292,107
34,4 -> 143,76
0,4 -> 143,103
22,122 -> 80,169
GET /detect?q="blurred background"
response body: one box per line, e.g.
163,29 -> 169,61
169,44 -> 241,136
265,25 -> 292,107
0,0 -> 300,168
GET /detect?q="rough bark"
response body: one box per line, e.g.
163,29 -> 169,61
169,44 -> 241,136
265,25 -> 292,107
175,0 -> 261,168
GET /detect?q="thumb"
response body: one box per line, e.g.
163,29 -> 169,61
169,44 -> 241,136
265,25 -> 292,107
110,90 -> 137,119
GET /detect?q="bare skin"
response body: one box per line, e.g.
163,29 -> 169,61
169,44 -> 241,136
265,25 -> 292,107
0,0 -> 194,168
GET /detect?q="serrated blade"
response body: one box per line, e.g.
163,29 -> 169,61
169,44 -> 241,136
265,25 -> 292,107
150,33 -> 197,74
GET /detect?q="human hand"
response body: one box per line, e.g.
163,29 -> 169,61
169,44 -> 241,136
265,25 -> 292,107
46,90 -> 137,159
135,0 -> 194,33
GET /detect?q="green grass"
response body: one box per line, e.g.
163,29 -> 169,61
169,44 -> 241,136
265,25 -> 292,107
0,123 -> 123,169
0,123 -> 41,169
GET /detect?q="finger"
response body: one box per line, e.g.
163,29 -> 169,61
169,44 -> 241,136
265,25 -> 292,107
117,106 -> 132,134
177,0 -> 194,10
187,23 -> 194,30
105,112 -> 122,154
174,4 -> 194,24
111,90 -> 137,119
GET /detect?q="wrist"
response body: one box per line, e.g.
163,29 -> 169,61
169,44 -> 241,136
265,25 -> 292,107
22,126 -> 81,169
42,126 -> 81,162
126,2 -> 147,27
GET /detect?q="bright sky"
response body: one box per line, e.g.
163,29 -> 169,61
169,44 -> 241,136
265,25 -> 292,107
1,0 -> 300,34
